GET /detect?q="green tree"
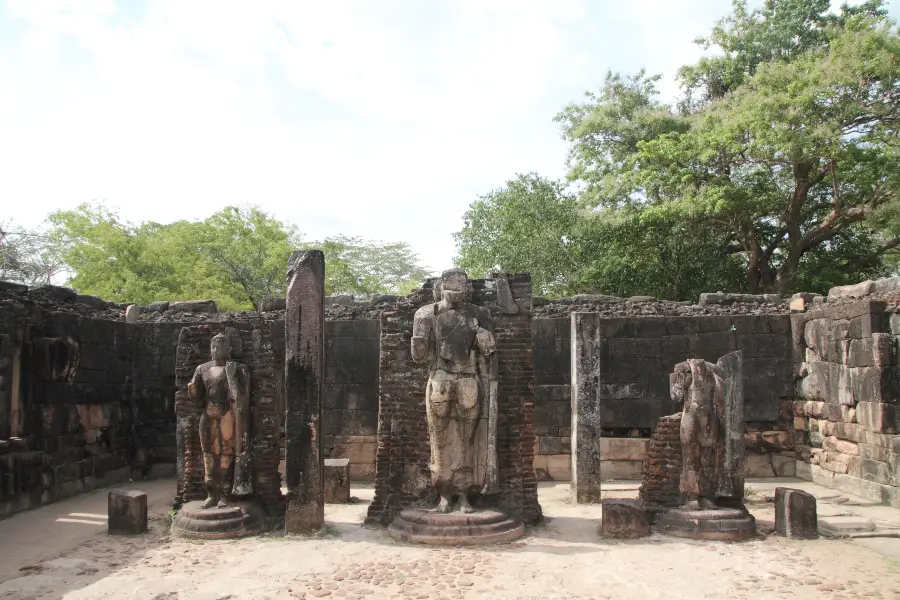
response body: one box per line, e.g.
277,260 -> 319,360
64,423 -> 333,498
200,206 -> 302,310
0,221 -> 67,285
314,235 -> 430,296
454,173 -> 579,296
558,0 -> 900,294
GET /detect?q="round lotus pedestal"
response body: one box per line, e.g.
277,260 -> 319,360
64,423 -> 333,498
171,500 -> 265,540
388,508 -> 524,546
658,506 -> 756,541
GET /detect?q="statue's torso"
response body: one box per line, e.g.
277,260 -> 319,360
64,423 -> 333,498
202,364 -> 230,413
431,303 -> 483,374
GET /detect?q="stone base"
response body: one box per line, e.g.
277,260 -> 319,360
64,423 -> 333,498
171,500 -> 265,540
657,506 -> 756,541
601,498 -> 650,538
388,508 -> 524,546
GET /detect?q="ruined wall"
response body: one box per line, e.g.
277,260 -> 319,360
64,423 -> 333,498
571,313 -> 793,501
323,320 -> 380,481
0,283 -> 142,519
366,275 -> 542,525
793,281 -> 900,506
173,320 -> 283,517
531,318 -> 571,480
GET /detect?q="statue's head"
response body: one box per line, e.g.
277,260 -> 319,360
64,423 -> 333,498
440,269 -> 469,306
211,332 -> 232,363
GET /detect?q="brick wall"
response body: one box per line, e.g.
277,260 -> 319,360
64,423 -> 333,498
366,275 -> 542,525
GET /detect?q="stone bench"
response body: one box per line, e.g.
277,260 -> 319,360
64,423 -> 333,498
324,458 -> 350,504
108,490 -> 147,535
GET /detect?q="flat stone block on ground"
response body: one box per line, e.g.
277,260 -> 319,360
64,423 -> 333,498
324,458 -> 350,503
107,490 -> 147,535
601,498 -> 650,538
818,515 -> 876,537
775,487 -> 818,539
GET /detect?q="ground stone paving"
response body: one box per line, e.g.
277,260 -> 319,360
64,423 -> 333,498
2,484 -> 900,599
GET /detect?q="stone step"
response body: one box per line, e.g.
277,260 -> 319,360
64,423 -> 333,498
818,516 -> 876,537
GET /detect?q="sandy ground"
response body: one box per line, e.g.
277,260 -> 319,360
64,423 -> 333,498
2,482 -> 900,600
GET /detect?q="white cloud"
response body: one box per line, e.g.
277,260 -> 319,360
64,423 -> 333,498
8,0 -> 873,275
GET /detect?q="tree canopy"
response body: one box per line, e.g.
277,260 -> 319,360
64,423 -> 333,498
457,0 -> 900,298
44,203 -> 430,310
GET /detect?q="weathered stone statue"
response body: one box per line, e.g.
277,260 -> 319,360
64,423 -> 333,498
670,358 -> 726,510
410,269 -> 498,513
188,331 -> 252,509
655,351 -> 754,541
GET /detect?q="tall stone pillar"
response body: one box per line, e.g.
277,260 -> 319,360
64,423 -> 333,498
571,313 -> 602,503
284,250 -> 325,533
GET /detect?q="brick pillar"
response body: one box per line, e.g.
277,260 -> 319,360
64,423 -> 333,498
284,250 -> 325,533
571,313 -> 602,503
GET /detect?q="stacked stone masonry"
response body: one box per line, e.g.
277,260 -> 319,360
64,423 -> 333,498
793,289 -> 900,507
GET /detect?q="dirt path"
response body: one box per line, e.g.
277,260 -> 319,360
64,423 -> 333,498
1,482 -> 900,600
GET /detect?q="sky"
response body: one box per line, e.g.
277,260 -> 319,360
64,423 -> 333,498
2,0 -> 899,277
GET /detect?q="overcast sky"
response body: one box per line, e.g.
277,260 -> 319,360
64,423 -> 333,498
2,0 -> 898,276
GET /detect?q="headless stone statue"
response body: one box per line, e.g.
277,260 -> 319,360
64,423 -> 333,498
411,269 -> 498,514
670,359 -> 726,511
188,332 -> 252,509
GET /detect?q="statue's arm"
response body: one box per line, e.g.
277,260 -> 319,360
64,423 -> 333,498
187,365 -> 205,401
474,307 -> 496,356
411,304 -> 436,363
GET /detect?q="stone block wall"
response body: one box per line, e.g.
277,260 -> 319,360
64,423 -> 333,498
0,284 -> 141,519
366,275 -> 542,526
532,317 -> 571,480
323,320 -> 380,481
793,294 -> 900,505
173,321 -> 282,517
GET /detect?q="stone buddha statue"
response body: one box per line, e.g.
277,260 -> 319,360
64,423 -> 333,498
670,358 -> 726,511
187,331 -> 252,509
411,269 -> 498,514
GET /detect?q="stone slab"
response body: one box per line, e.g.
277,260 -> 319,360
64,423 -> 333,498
107,490 -> 147,535
601,498 -> 650,538
324,458 -> 350,504
775,487 -> 818,539
818,515 -> 877,537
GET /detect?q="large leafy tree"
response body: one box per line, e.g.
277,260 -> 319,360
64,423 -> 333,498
455,173 -> 579,296
0,221 -> 67,285
557,0 -> 899,294
314,235 -> 430,296
45,203 -> 430,309
453,173 -> 746,299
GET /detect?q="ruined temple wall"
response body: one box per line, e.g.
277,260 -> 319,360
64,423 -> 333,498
0,283 -> 143,519
792,280 -> 900,506
323,320 -> 380,481
571,313 -> 794,501
365,275 -> 541,525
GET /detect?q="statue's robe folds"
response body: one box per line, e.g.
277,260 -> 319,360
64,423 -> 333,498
412,301 -> 497,497
671,359 -> 726,503
188,360 -> 252,497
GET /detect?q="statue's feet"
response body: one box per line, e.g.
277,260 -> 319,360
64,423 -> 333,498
436,497 -> 453,514
683,500 -> 701,511
199,496 -> 217,509
459,496 -> 474,514
699,498 -> 717,510
217,498 -> 229,509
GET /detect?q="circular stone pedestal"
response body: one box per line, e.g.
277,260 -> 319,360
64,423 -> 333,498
388,509 -> 524,546
658,506 -> 756,541
171,500 -> 265,540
